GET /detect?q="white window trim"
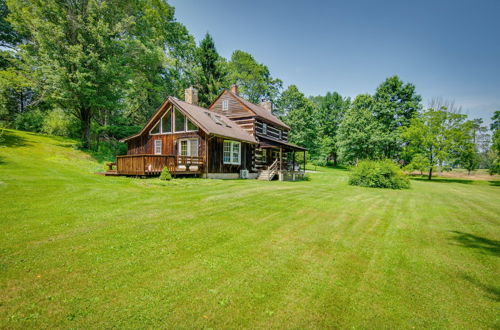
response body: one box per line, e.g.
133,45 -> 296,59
178,138 -> 199,157
262,123 -> 267,135
154,140 -> 162,155
222,99 -> 229,111
223,140 -> 241,165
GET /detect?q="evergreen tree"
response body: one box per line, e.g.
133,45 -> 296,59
196,33 -> 227,107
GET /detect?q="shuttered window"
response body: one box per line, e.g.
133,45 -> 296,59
223,140 -> 241,165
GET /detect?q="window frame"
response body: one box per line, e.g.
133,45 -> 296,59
149,106 -> 198,136
262,123 -> 267,135
177,138 -> 199,157
222,99 -> 229,112
154,139 -> 162,155
223,140 -> 241,165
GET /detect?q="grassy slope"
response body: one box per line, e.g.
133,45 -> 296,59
0,129 -> 499,329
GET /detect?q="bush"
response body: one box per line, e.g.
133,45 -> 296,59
159,167 -> 172,181
349,159 -> 410,189
14,109 -> 45,132
42,108 -> 77,136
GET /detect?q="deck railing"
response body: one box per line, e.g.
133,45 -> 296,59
116,154 -> 204,176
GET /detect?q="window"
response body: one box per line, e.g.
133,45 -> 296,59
262,123 -> 267,135
187,119 -> 198,131
161,110 -> 172,133
154,140 -> 162,154
278,129 -> 282,140
150,121 -> 160,135
178,138 -> 198,157
261,149 -> 267,163
174,108 -> 185,132
223,140 -> 241,165
222,99 -> 229,111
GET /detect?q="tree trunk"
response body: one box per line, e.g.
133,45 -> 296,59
428,167 -> 433,180
80,108 -> 92,149
332,152 -> 338,167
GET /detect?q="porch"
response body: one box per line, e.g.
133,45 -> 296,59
109,154 -> 204,176
257,138 -> 307,181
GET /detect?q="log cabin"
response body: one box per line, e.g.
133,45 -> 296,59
114,85 -> 306,181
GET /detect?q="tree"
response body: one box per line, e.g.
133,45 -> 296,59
6,0 -> 193,148
195,33 -> 228,107
337,94 -> 389,164
276,85 -> 317,153
400,107 -> 471,180
373,76 -> 422,159
310,92 -> 350,166
227,50 -> 282,104
489,111 -> 500,175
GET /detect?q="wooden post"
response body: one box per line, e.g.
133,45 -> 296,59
303,151 -> 306,172
292,151 -> 295,172
279,148 -> 282,171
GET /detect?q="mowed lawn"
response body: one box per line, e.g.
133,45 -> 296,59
0,129 -> 499,329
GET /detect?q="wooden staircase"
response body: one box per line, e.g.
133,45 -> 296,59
258,159 -> 279,181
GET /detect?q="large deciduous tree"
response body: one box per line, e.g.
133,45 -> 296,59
6,0 -> 193,148
227,50 -> 282,104
489,111 -> 500,175
373,75 -> 422,159
310,92 -> 350,166
400,107 -> 471,180
336,94 -> 388,164
276,85 -> 317,153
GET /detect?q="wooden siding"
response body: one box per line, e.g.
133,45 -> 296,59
230,117 -> 255,135
206,137 -> 254,173
255,119 -> 289,142
127,130 -> 206,158
209,90 -> 254,117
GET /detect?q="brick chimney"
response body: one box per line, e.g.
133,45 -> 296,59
259,100 -> 272,113
231,84 -> 238,95
184,86 -> 198,105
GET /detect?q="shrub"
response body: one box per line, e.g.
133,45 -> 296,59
349,159 -> 410,189
159,167 -> 172,181
42,108 -> 74,136
14,109 -> 45,132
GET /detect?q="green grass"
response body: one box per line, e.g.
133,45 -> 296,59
1,129 -> 499,329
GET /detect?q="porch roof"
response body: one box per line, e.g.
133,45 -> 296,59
258,137 -> 307,151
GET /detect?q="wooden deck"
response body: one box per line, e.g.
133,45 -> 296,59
113,154 -> 204,176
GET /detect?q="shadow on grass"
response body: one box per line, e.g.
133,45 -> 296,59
449,231 -> 500,257
412,177 -> 474,184
0,130 -> 30,148
461,274 -> 500,302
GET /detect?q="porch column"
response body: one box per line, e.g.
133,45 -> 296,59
279,147 -> 282,171
292,151 -> 295,171
303,151 -> 306,172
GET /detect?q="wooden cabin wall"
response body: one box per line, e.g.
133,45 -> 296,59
206,137 -> 254,173
209,91 -> 253,118
255,119 -> 289,142
127,131 -> 207,159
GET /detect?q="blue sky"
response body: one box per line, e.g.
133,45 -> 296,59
170,0 -> 500,124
